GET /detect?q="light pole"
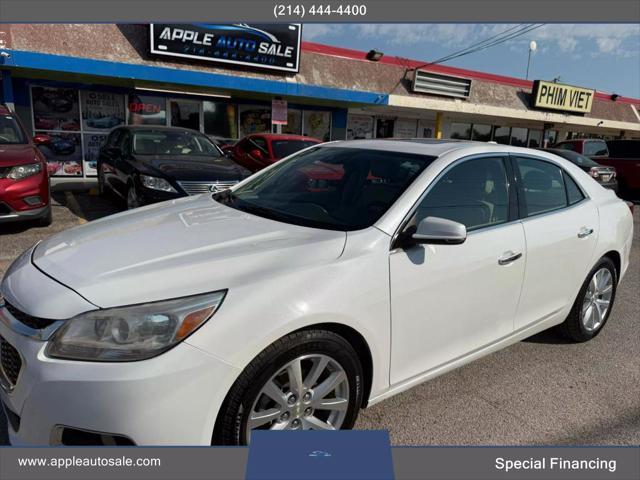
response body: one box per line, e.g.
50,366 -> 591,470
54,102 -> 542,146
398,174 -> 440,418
526,40 -> 537,80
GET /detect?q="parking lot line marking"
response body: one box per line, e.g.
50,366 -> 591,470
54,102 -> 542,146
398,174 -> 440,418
64,191 -> 87,224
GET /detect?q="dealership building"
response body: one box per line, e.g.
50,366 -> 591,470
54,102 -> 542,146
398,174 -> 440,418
0,23 -> 639,180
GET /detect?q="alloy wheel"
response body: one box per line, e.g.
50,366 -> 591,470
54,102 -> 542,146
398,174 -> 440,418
246,354 -> 350,441
581,267 -> 613,332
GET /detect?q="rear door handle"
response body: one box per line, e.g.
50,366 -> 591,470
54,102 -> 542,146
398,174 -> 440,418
498,251 -> 522,265
578,227 -> 594,238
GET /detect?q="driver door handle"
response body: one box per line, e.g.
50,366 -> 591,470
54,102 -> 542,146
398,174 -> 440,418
577,227 -> 594,238
498,251 -> 522,266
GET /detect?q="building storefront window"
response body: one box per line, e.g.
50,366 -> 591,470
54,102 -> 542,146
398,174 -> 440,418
239,105 -> 272,137
450,122 -> 472,140
169,99 -> 200,131
127,94 -> 166,126
493,126 -> 511,145
304,110 -> 331,141
394,118 -> 418,138
282,109 -> 302,135
31,86 -> 87,177
347,114 -> 374,139
528,129 -> 543,148
471,124 -> 492,141
510,127 -> 528,146
417,120 -> 435,138
203,101 -> 237,139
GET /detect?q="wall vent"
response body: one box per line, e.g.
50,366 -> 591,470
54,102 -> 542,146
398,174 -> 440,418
412,70 -> 472,99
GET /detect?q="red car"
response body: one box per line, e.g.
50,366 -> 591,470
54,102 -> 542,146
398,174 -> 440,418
554,138 -> 640,194
0,105 -> 52,226
223,134 -> 322,172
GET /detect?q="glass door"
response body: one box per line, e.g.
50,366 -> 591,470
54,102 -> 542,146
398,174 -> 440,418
169,99 -> 202,132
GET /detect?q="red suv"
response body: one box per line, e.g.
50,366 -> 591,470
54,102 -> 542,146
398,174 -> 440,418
223,134 -> 322,172
0,105 -> 52,226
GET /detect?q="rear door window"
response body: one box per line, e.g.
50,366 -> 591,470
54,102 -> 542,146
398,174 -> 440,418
515,157 -> 568,217
583,140 -> 608,157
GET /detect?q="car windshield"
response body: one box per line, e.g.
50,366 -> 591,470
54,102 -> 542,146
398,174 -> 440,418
271,140 -> 319,159
132,130 -> 221,156
216,146 -> 436,231
0,113 -> 27,144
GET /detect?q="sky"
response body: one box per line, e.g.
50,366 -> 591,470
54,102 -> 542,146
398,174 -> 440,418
302,24 -> 640,98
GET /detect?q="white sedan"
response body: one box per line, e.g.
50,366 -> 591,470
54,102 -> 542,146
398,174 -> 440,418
0,140 -> 633,445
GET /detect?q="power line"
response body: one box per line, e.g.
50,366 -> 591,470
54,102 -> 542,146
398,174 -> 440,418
421,23 -> 545,68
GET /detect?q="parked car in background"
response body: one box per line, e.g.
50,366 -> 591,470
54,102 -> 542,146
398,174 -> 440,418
208,135 -> 236,150
0,105 -> 52,226
543,148 -> 617,191
98,126 -> 251,209
224,134 -> 322,172
0,140 -> 633,446
554,138 -> 640,194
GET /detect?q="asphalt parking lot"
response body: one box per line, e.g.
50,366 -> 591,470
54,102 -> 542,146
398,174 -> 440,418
0,191 -> 638,445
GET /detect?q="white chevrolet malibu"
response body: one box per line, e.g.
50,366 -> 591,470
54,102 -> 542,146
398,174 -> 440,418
0,140 -> 634,446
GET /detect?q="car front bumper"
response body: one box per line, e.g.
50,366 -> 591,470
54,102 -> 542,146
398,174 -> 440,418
0,253 -> 241,446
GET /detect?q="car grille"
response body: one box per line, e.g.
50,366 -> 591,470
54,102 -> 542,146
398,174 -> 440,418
0,335 -> 22,387
0,166 -> 12,179
3,301 -> 56,330
177,180 -> 238,196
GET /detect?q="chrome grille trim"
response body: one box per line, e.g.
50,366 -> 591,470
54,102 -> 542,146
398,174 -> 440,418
177,180 -> 239,196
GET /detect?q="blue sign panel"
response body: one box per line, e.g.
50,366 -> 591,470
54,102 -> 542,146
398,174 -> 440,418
246,430 -> 395,480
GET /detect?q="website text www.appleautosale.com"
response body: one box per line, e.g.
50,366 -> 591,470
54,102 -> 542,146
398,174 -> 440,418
16,455 -> 161,469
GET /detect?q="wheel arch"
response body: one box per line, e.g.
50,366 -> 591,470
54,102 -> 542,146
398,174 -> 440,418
602,250 -> 621,279
294,322 -> 374,409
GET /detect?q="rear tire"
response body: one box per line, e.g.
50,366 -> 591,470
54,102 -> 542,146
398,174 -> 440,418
212,329 -> 364,445
559,257 -> 617,342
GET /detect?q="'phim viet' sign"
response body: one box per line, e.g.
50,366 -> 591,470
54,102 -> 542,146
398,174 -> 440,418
150,24 -> 302,73
532,80 -> 595,114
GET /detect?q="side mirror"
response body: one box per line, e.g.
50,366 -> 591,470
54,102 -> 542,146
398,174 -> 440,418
412,216 -> 467,245
249,149 -> 264,160
33,134 -> 51,146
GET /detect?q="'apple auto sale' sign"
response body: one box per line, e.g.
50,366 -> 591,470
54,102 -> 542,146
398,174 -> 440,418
150,23 -> 302,73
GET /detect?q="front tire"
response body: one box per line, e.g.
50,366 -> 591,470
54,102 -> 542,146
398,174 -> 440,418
559,257 -> 617,342
212,330 -> 364,445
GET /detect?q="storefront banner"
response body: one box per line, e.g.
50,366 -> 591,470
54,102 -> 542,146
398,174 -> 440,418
271,99 -> 288,125
34,131 -> 83,177
150,23 -> 302,73
532,80 -> 595,114
394,118 -> 418,138
81,91 -> 125,131
239,105 -> 271,137
31,86 -> 80,132
303,111 -> 331,141
82,133 -> 107,176
347,114 -> 374,139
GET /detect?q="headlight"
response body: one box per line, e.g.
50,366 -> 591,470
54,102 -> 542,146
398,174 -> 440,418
46,290 -> 226,361
140,174 -> 177,193
8,162 -> 42,180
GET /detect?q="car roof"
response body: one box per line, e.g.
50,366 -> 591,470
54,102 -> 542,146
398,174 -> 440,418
321,138 -> 490,156
121,125 -> 202,134
248,133 -> 322,142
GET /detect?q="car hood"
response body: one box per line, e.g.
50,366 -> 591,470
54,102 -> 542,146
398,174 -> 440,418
32,195 -> 346,308
0,144 -> 38,167
136,155 -> 250,181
